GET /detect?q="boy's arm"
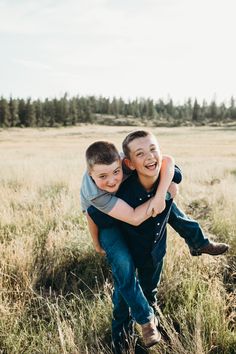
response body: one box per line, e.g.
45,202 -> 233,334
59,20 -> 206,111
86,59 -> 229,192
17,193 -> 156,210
146,155 -> 175,217
167,182 -> 178,199
107,197 -> 154,226
81,160 -> 174,226
82,170 -> 155,226
85,212 -> 105,255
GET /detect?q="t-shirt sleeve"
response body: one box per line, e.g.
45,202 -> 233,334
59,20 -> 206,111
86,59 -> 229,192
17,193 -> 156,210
172,165 -> 182,184
90,193 -> 118,213
80,171 -> 119,213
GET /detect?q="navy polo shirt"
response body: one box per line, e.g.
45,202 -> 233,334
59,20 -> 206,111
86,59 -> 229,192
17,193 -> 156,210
87,166 -> 182,266
116,166 -> 181,266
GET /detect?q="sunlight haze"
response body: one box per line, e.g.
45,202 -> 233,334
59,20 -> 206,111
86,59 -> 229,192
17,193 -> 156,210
0,0 -> 235,103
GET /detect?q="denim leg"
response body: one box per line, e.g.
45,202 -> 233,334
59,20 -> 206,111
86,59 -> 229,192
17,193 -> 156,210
138,259 -> 164,307
112,280 -> 133,343
168,202 -> 209,250
99,226 -> 154,334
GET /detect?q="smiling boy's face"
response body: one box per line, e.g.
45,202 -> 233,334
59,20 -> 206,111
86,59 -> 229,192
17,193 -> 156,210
90,159 -> 123,193
125,134 -> 162,178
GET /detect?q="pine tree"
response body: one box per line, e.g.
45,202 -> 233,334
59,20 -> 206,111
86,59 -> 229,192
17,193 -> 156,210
132,99 -> 141,118
84,104 -> 94,123
34,99 -> 44,126
166,98 -> 175,118
209,100 -> 218,121
218,103 -> 227,121
146,99 -> 156,119
88,95 -> 97,114
111,97 -> 119,117
69,98 -> 78,125
9,97 -> 19,127
0,97 -> 11,127
192,99 -> 200,122
229,97 -> 236,120
118,98 -> 125,116
77,97 -> 87,122
156,99 -> 165,119
201,99 -> 208,121
24,98 -> 36,127
61,93 -> 70,126
186,98 -> 192,120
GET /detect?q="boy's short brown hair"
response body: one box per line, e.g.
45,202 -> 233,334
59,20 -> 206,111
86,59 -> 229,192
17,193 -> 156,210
86,141 -> 120,171
122,130 -> 152,158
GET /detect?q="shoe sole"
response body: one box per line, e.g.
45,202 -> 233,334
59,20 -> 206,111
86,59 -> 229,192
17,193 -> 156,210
190,247 -> 229,256
145,331 -> 161,348
144,317 -> 161,348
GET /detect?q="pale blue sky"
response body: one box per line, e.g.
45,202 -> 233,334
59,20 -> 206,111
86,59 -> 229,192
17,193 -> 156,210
0,0 -> 235,103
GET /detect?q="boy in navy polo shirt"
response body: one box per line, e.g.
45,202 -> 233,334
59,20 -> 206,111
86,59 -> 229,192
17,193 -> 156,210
81,141 -> 176,350
84,131 -> 229,352
114,131 -> 185,311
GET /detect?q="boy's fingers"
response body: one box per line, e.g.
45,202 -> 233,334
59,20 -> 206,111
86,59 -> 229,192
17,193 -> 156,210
152,208 -> 158,217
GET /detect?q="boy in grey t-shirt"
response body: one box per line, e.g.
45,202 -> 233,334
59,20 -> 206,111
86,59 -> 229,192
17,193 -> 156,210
80,140 -> 175,254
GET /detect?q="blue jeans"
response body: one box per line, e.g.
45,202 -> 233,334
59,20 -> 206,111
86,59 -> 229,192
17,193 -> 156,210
169,202 -> 209,251
99,203 -> 209,342
138,259 -> 163,306
99,226 -> 154,342
110,259 -> 163,351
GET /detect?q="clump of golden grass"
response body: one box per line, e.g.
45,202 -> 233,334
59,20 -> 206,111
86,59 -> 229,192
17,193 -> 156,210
0,126 -> 235,353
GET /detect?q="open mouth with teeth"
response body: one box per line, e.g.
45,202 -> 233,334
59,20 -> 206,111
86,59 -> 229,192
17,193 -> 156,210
145,162 -> 158,170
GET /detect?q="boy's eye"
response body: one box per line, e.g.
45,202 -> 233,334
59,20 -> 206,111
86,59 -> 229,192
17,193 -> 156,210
114,169 -> 121,175
150,147 -> 157,152
99,175 -> 106,179
136,152 -> 143,157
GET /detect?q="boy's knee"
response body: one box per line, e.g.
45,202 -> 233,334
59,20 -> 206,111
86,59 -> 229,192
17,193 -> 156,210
113,255 -> 135,284
116,254 -> 134,273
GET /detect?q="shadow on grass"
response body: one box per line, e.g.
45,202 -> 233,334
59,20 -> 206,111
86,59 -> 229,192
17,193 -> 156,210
34,250 -> 112,297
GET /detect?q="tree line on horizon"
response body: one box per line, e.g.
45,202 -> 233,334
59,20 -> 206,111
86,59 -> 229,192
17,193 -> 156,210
0,94 -> 236,128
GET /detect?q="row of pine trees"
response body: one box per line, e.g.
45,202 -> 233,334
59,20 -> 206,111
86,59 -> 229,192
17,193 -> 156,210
0,94 -> 236,128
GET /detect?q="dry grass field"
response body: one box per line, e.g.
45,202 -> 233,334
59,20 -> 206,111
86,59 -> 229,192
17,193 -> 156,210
0,125 -> 236,354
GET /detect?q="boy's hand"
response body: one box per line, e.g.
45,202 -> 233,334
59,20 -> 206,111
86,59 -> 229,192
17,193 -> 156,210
147,195 -> 166,217
147,182 -> 178,217
168,182 -> 178,199
94,244 -> 106,256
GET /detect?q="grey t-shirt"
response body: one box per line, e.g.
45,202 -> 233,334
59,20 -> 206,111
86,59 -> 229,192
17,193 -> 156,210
80,165 -> 171,213
80,172 -> 119,213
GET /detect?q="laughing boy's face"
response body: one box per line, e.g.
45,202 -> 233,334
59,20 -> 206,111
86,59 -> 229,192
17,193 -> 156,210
126,134 -> 162,178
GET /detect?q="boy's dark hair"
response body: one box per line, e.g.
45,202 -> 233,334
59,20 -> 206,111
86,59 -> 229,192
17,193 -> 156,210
122,130 -> 152,158
86,141 -> 120,170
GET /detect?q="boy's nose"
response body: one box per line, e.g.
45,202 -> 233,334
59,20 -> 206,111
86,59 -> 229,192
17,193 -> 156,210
146,151 -> 154,159
108,176 -> 116,185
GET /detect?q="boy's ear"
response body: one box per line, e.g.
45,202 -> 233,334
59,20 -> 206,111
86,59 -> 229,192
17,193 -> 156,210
123,157 -> 135,170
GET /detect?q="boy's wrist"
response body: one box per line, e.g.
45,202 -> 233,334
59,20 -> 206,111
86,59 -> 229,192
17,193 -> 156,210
153,191 -> 166,200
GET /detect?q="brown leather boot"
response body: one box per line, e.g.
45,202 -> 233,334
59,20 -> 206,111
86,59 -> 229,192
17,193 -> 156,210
141,316 -> 161,348
190,241 -> 229,256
